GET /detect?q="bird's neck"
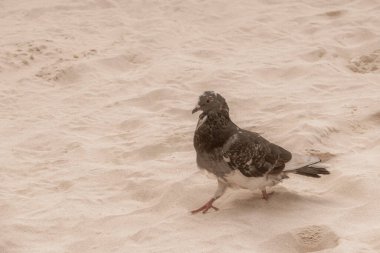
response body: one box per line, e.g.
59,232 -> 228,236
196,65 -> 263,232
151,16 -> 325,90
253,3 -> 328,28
194,110 -> 237,152
201,109 -> 230,122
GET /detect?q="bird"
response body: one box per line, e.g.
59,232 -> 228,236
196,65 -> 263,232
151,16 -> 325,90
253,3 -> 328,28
191,91 -> 330,214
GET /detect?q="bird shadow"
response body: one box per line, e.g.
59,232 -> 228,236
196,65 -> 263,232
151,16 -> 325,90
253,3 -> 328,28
218,188 -> 335,215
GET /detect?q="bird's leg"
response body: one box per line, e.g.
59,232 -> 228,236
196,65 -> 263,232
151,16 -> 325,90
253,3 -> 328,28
191,180 -> 227,214
261,188 -> 274,200
190,197 -> 218,214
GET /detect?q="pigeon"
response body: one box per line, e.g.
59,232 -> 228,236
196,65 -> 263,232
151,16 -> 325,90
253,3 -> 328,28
191,91 -> 330,214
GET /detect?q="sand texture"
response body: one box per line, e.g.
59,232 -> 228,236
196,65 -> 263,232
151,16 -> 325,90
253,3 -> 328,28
1,0 -> 380,252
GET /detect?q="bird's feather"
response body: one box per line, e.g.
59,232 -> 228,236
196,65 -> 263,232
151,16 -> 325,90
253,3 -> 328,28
222,130 -> 291,177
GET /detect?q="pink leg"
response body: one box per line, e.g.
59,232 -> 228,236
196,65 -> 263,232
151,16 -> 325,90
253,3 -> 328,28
261,189 -> 274,200
191,180 -> 227,214
191,197 -> 219,214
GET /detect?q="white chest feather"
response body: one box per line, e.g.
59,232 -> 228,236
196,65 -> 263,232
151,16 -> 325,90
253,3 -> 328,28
224,170 -> 279,190
196,115 -> 207,130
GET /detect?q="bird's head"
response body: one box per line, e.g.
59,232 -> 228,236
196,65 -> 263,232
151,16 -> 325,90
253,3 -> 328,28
192,91 -> 229,115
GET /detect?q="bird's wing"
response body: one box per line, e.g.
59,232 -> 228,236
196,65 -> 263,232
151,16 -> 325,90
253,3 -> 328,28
222,131 -> 291,177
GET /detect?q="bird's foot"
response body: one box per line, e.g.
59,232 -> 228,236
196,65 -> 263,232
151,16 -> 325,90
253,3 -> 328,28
191,198 -> 219,214
261,189 -> 274,201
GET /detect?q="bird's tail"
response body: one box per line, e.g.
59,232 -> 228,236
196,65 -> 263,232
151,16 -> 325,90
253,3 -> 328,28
284,160 -> 330,178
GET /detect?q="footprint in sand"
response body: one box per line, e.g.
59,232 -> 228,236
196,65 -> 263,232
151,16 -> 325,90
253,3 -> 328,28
300,48 -> 327,62
323,10 -> 346,18
35,47 -> 97,81
307,149 -> 336,162
369,111 -> 380,124
259,225 -> 339,253
0,40 -> 50,70
1,39 -> 97,77
348,49 -> 380,74
292,225 -> 339,252
36,65 -> 79,83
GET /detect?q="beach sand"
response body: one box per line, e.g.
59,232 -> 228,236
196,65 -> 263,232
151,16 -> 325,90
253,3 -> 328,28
1,0 -> 380,252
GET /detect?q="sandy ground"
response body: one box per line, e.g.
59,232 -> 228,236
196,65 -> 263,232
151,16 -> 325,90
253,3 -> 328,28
1,0 -> 380,252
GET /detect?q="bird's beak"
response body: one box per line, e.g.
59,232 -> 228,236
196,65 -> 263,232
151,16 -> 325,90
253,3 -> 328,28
192,105 -> 200,114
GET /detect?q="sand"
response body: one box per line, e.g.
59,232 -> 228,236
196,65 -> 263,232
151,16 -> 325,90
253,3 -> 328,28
1,0 -> 380,252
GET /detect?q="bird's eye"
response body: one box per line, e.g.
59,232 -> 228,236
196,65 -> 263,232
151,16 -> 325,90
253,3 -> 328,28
206,99 -> 210,103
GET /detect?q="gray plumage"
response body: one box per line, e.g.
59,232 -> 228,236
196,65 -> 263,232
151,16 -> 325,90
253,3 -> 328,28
191,91 -> 330,214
